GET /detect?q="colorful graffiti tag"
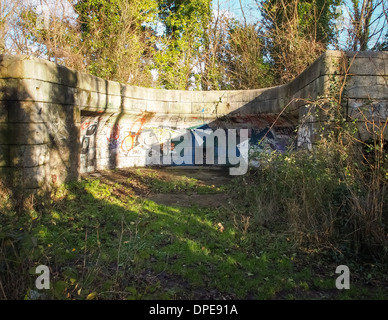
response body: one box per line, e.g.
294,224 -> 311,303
79,112 -> 296,172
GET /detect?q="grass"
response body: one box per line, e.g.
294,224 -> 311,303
1,167 -> 387,300
131,168 -> 226,194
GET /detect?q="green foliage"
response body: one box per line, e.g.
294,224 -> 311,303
1,166 -> 388,300
261,0 -> 341,44
154,0 -> 212,89
232,148 -> 344,240
74,0 -> 158,83
231,57 -> 388,263
222,20 -> 274,89
260,0 -> 341,84
132,169 -> 225,193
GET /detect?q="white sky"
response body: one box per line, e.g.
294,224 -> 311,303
215,0 -> 261,24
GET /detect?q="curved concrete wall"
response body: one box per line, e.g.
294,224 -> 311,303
0,50 -> 387,192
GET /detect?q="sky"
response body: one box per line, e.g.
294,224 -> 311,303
215,0 -> 262,23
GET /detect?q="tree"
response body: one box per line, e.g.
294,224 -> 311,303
13,0 -> 84,69
259,0 -> 341,84
344,0 -> 387,51
197,6 -> 274,90
222,20 -> 274,89
0,0 -> 21,54
373,31 -> 387,51
154,0 -> 212,90
74,0 -> 158,85
11,0 -> 158,85
197,7 -> 231,90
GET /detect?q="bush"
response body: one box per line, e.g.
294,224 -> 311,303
231,97 -> 388,263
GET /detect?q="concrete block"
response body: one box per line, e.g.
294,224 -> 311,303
106,80 -> 121,96
88,91 -> 107,109
34,79 -> 77,104
168,102 -> 191,114
28,58 -> 77,87
106,94 -> 121,112
0,78 -> 32,101
225,102 -> 245,114
158,89 -> 180,102
240,100 -> 277,114
10,144 -> 49,167
0,55 -> 77,86
3,57 -> 24,79
0,78 -> 76,104
192,102 -> 217,115
76,90 -> 91,107
83,76 -> 106,94
12,165 -> 47,189
78,90 -> 119,112
7,101 -> 78,127
124,86 -> 149,100
248,88 -> 269,101
0,123 -> 48,144
227,91 -> 251,103
146,100 -> 169,113
77,72 -> 98,92
348,56 -> 387,76
0,145 -> 9,166
7,101 -> 44,123
0,104 -> 7,122
214,103 -> 231,117
376,75 -> 388,86
49,146 -> 79,173
144,88 -> 163,101
347,76 -> 388,99
348,99 -> 388,121
123,98 -> 147,112
180,91 -> 204,103
46,62 -> 79,87
202,91 -> 227,104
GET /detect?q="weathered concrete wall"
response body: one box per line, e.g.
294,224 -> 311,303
0,51 -> 387,193
296,51 -> 388,148
345,51 -> 388,142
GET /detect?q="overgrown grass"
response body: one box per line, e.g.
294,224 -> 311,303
1,167 -> 387,300
132,168 -> 226,194
232,143 -> 388,259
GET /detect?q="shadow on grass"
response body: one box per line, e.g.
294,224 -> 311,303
4,170 -> 388,300
0,171 -> 309,300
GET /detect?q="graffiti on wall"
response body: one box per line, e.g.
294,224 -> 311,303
81,121 -> 98,154
79,111 -> 296,172
80,114 -> 187,170
249,127 -> 295,153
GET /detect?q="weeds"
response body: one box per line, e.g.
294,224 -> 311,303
1,166 -> 388,300
230,53 -> 388,264
1,54 -> 388,299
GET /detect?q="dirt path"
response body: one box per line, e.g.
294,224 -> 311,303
85,166 -> 235,208
146,167 -> 233,207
